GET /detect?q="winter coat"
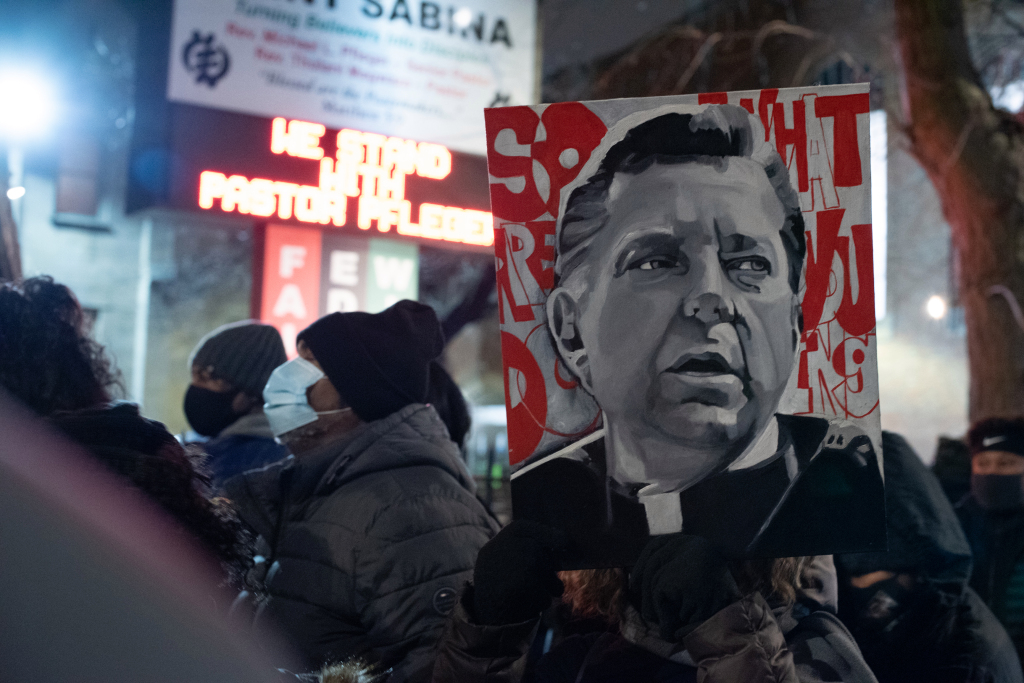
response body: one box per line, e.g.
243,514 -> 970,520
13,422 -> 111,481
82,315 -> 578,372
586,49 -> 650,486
431,556 -> 879,683
225,403 -> 500,682
837,432 -> 1023,683
958,494 -> 1024,660
204,411 -> 288,490
46,402 -> 251,587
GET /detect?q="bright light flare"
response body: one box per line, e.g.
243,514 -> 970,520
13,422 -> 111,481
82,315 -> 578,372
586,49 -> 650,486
0,68 -> 58,140
453,8 -> 474,28
6,186 -> 25,200
926,295 -> 947,320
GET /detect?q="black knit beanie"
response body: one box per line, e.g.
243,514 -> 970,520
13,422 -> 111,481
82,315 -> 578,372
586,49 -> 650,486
297,300 -> 445,422
189,321 -> 288,396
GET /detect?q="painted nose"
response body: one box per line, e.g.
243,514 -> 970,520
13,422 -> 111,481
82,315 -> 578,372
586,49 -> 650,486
682,261 -> 735,324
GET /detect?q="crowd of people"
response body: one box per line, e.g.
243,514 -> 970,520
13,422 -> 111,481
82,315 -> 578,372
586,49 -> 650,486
5,274 -> 1024,682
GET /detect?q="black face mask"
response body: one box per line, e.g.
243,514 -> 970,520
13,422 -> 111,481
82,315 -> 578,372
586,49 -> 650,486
184,385 -> 240,437
846,577 -> 915,632
972,473 -> 1024,511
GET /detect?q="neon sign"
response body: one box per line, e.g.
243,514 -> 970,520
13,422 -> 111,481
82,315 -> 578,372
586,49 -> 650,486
198,117 -> 494,247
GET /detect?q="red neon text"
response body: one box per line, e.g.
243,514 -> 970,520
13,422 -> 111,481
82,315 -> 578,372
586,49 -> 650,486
199,119 -> 491,247
271,118 -> 325,159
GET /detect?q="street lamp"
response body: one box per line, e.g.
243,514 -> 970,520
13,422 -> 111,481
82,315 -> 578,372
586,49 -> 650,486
0,65 -> 59,281
926,295 -> 948,320
0,67 -> 58,141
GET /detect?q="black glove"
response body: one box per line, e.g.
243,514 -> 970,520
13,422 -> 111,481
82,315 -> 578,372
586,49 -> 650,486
472,520 -> 565,625
629,534 -> 742,641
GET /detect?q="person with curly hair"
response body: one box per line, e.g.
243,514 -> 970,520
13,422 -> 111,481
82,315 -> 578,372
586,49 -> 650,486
0,276 -> 122,415
0,276 -> 251,589
433,523 -> 877,682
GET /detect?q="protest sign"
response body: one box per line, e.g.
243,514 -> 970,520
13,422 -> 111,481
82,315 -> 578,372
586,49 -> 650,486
485,85 -> 885,566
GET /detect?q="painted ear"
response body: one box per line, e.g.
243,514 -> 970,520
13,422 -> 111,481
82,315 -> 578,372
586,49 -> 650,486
547,288 -> 593,394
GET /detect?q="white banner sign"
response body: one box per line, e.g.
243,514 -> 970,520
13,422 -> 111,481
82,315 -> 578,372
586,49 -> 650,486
167,0 -> 537,155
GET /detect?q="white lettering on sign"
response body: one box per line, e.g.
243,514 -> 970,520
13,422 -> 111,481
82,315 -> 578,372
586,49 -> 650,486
279,245 -> 307,277
330,251 -> 360,286
197,119 -> 492,248
326,288 -> 360,313
373,256 -> 415,292
272,283 -> 309,318
281,323 -> 298,357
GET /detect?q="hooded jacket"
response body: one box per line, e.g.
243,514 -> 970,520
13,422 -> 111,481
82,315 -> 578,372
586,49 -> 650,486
225,404 -> 499,681
204,411 -> 288,491
836,432 -> 1022,683
432,556 -> 878,683
957,483 -> 1024,659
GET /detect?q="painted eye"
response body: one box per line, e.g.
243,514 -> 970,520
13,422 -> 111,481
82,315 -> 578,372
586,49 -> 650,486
733,259 -> 767,271
728,257 -> 770,273
638,257 -> 678,270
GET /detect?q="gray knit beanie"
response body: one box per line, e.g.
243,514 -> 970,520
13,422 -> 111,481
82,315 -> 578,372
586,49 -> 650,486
189,321 -> 287,396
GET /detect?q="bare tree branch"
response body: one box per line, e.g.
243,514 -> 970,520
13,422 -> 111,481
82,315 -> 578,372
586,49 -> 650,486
992,0 -> 1024,40
672,32 -> 724,93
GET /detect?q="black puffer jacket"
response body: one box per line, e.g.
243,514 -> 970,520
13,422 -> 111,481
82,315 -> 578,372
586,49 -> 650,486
226,404 -> 500,681
836,432 -> 1022,683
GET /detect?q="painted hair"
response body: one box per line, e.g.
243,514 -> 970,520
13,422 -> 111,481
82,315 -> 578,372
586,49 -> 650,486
556,105 -> 805,295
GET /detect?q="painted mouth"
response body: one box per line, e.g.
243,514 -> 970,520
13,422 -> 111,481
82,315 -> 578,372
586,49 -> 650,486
668,352 -> 740,377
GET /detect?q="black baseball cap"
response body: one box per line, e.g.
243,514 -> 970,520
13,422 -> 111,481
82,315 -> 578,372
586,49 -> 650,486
968,417 -> 1024,457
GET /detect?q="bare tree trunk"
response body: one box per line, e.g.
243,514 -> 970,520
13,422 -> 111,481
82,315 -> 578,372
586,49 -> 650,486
895,0 -> 1024,421
0,151 -> 22,282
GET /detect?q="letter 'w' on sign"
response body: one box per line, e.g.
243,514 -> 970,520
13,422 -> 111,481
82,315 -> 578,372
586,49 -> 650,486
366,239 -> 418,313
271,117 -> 326,160
373,257 -> 414,291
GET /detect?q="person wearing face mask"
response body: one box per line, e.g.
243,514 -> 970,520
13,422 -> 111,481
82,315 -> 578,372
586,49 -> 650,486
958,418 -> 1024,661
835,431 -> 1021,683
224,300 -> 499,681
184,321 -> 289,490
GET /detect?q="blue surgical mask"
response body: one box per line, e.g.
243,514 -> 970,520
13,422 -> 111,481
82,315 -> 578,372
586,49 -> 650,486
264,357 -> 350,438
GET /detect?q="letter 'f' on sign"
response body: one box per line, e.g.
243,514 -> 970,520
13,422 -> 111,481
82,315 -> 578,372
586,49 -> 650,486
279,245 -> 307,277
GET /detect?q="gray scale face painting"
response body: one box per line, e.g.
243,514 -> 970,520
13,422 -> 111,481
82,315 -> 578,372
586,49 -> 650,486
485,84 -> 885,567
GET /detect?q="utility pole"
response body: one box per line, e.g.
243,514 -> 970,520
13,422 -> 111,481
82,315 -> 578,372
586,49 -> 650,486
0,149 -> 22,282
